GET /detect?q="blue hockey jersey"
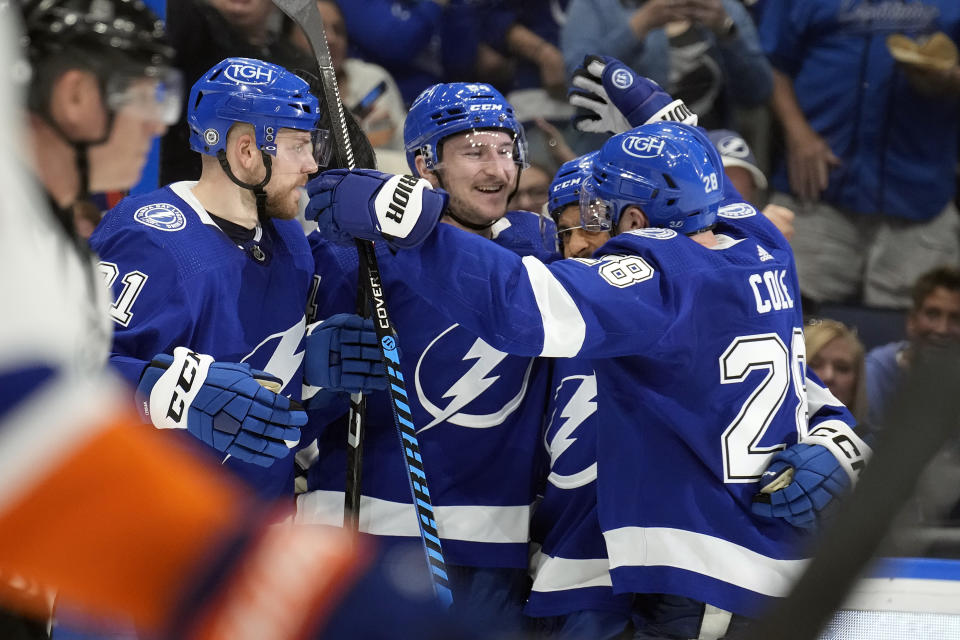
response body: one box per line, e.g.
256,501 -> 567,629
526,358 -> 632,619
374,200 -> 866,615
297,211 -> 556,568
90,181 -> 319,499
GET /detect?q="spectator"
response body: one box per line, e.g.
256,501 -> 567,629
159,0 -> 315,184
708,128 -> 767,204
561,0 -> 773,134
335,0 -> 478,105
805,319 -> 869,426
709,127 -> 795,240
759,3 -> 960,309
289,0 -> 407,154
507,162 -> 551,214
865,266 -> 960,427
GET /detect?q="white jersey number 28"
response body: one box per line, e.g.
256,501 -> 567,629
719,329 -> 806,482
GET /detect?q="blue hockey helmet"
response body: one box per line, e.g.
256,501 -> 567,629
581,122 -> 724,235
188,57 -> 328,163
404,82 -> 527,177
548,152 -> 597,221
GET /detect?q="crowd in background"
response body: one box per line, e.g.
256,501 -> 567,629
84,0 -> 960,522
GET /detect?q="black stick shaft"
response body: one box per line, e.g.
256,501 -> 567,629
273,0 -> 452,607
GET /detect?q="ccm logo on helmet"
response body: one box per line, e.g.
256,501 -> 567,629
469,104 -> 503,111
553,177 -> 582,192
224,64 -> 275,85
621,135 -> 665,159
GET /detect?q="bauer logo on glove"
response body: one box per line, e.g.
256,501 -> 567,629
305,168 -> 447,250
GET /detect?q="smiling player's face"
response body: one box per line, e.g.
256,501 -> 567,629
432,130 -> 518,227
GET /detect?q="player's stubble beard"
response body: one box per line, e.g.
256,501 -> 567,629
263,176 -> 308,220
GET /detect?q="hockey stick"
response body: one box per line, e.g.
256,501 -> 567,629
273,0 -> 453,607
739,346 -> 960,640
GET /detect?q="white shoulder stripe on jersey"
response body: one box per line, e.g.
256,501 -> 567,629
295,490 -> 532,544
529,547 -> 612,593
604,526 -> 808,597
806,375 -> 844,417
521,256 -> 586,358
0,372 -> 130,515
169,181 -> 217,228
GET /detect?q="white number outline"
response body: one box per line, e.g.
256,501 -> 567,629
98,261 -> 148,327
719,331 -> 805,482
597,255 -> 655,288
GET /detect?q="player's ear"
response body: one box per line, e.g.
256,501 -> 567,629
50,69 -> 108,141
227,124 -> 259,170
414,155 -> 440,188
618,206 -> 648,232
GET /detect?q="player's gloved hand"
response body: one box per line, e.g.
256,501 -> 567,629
569,55 -> 698,134
137,347 -> 306,467
305,169 -> 447,250
304,314 -> 388,394
751,443 -> 851,530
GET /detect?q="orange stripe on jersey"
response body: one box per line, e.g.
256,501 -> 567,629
0,408 -> 252,631
188,524 -> 370,640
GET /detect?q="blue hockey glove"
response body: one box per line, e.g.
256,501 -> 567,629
137,347 -> 306,468
751,443 -> 853,530
304,313 -> 388,394
569,55 -> 698,134
305,169 -> 447,250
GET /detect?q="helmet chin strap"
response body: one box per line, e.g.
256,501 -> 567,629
216,149 -> 273,219
39,106 -> 114,205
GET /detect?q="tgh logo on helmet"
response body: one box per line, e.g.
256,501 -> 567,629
224,63 -> 275,85
621,135 -> 665,159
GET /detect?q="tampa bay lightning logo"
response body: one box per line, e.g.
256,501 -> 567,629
240,316 -> 306,395
622,135 -> 665,159
414,324 -> 535,433
545,374 -> 598,489
133,203 -> 186,232
611,69 -> 633,89
715,133 -> 750,159
718,202 -> 757,219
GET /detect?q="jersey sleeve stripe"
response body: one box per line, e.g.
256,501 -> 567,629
521,256 -> 586,358
530,548 -> 613,593
603,526 -> 808,597
805,375 -> 844,417
0,372 -> 128,514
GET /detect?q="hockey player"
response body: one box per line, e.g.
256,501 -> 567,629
0,2 -> 405,638
548,152 -> 608,259
306,113 -> 871,638
89,57 -> 386,502
523,154 -> 632,640
299,83 -> 554,628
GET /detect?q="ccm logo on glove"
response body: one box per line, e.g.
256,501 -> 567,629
375,174 -> 432,238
